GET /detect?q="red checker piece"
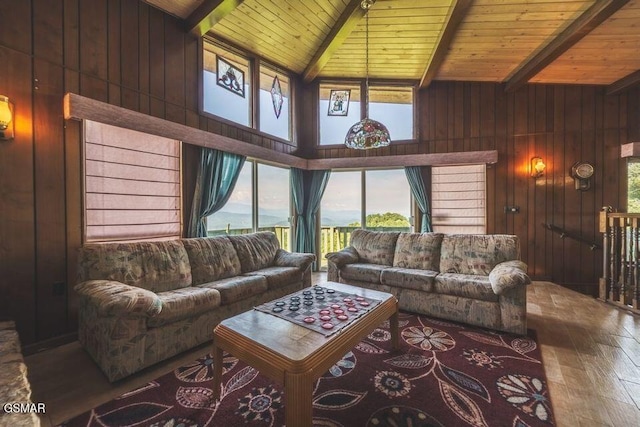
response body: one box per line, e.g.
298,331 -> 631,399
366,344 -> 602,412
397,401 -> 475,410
343,298 -> 352,303
320,315 -> 332,322
355,297 -> 365,301
348,307 -> 358,312
321,323 -> 334,330
359,301 -> 370,307
303,317 -> 315,323
345,301 -> 355,306
337,314 -> 348,321
330,304 -> 340,309
333,309 -> 344,315
319,310 -> 331,315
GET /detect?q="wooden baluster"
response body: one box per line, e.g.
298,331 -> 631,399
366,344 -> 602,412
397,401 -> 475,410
610,216 -> 619,301
619,217 -> 627,305
600,210 -> 610,301
634,218 -> 640,310
626,218 -> 634,306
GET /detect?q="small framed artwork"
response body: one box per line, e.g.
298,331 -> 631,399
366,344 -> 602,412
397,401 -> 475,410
216,56 -> 245,98
327,89 -> 350,116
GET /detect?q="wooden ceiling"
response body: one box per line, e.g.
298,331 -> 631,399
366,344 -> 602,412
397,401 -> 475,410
144,0 -> 640,92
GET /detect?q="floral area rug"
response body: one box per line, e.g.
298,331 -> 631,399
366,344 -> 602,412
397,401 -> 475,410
59,313 -> 554,427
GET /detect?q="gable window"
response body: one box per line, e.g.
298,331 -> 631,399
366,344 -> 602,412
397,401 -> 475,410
318,82 -> 414,145
202,38 -> 293,142
431,164 -> 486,234
83,120 -> 181,242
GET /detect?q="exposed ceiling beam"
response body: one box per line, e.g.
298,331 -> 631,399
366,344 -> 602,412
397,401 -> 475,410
504,0 -> 630,92
302,0 -> 367,83
185,0 -> 244,37
607,69 -> 640,96
419,0 -> 473,90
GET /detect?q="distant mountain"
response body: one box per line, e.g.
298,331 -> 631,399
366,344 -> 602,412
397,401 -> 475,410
208,211 -> 289,231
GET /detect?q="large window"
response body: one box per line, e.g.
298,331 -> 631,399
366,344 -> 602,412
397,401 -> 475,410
202,38 -> 293,141
628,160 -> 640,212
431,164 -> 486,234
318,82 -> 414,145
84,120 -> 181,242
208,161 -> 291,250
320,169 -> 412,267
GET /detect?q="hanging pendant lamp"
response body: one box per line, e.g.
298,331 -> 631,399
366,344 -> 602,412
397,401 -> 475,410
344,0 -> 391,150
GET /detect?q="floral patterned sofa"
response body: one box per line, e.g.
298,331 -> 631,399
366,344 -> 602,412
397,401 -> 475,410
75,232 -> 315,381
326,230 -> 530,334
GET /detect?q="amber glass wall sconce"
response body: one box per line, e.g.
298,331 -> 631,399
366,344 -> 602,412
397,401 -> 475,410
0,95 -> 14,140
531,156 -> 546,178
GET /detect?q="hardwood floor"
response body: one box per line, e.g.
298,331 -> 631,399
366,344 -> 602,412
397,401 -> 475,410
25,276 -> 640,427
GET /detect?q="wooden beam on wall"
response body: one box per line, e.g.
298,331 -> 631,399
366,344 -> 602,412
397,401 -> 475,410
185,0 -> 244,37
63,93 -> 308,169
302,0 -> 366,83
607,69 -> 640,96
419,0 -> 472,90
505,0 -> 630,92
306,150 -> 498,170
620,142 -> 640,158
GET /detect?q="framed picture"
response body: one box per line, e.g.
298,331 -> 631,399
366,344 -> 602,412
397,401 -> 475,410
327,89 -> 351,116
216,56 -> 245,98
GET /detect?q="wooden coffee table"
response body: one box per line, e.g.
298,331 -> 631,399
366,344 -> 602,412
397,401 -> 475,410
212,281 -> 398,427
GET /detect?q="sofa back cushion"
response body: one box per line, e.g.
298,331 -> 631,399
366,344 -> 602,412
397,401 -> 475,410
439,234 -> 520,275
228,232 -> 281,273
183,236 -> 242,284
393,232 -> 444,270
350,229 -> 400,266
77,240 -> 192,293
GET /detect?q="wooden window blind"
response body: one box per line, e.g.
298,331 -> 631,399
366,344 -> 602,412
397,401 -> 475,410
431,164 -> 486,234
84,120 -> 181,242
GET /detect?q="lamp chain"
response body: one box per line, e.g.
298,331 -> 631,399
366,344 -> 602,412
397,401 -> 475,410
364,5 -> 369,118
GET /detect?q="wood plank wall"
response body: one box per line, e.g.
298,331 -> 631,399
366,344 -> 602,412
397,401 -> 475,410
0,0 -> 299,346
314,81 -> 640,295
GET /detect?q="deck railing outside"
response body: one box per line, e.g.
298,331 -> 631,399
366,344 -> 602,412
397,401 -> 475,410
208,225 -> 410,269
599,208 -> 640,313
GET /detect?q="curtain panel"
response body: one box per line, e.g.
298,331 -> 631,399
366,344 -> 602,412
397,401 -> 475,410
405,166 -> 432,232
188,148 -> 246,237
291,168 -> 331,254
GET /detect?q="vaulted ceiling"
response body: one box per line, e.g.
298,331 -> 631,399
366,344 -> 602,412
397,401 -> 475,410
144,0 -> 640,93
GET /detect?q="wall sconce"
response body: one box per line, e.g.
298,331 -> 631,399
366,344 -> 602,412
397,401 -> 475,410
0,95 -> 14,140
530,156 -> 546,178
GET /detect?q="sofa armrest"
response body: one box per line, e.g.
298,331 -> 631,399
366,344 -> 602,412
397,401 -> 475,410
75,280 -> 162,318
274,249 -> 316,271
325,246 -> 359,267
489,260 -> 531,295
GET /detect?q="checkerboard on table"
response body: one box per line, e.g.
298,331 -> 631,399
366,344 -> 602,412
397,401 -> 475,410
254,285 -> 381,336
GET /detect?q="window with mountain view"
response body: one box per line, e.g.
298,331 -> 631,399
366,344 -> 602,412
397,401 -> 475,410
319,169 -> 411,268
629,159 -> 640,212
207,161 -> 291,250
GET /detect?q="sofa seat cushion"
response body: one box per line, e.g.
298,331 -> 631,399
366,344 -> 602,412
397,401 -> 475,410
183,236 -> 242,284
393,233 -> 444,270
244,266 -> 301,290
229,232 -> 280,273
197,275 -> 268,305
148,287 -> 222,327
340,263 -> 387,284
351,229 -> 400,266
433,273 -> 499,302
380,267 -> 438,292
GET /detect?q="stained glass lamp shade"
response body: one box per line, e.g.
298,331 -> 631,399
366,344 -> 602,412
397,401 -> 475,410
344,0 -> 390,150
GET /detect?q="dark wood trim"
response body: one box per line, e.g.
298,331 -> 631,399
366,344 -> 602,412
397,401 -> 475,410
22,332 -> 78,356
306,150 -> 498,170
505,0 -> 630,92
63,93 -> 309,168
302,0 -> 365,83
419,0 -> 472,89
607,70 -> 640,96
185,0 -> 244,37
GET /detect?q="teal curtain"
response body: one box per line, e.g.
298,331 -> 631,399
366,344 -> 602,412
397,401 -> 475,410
188,148 -> 246,237
291,168 -> 331,253
405,166 -> 432,232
